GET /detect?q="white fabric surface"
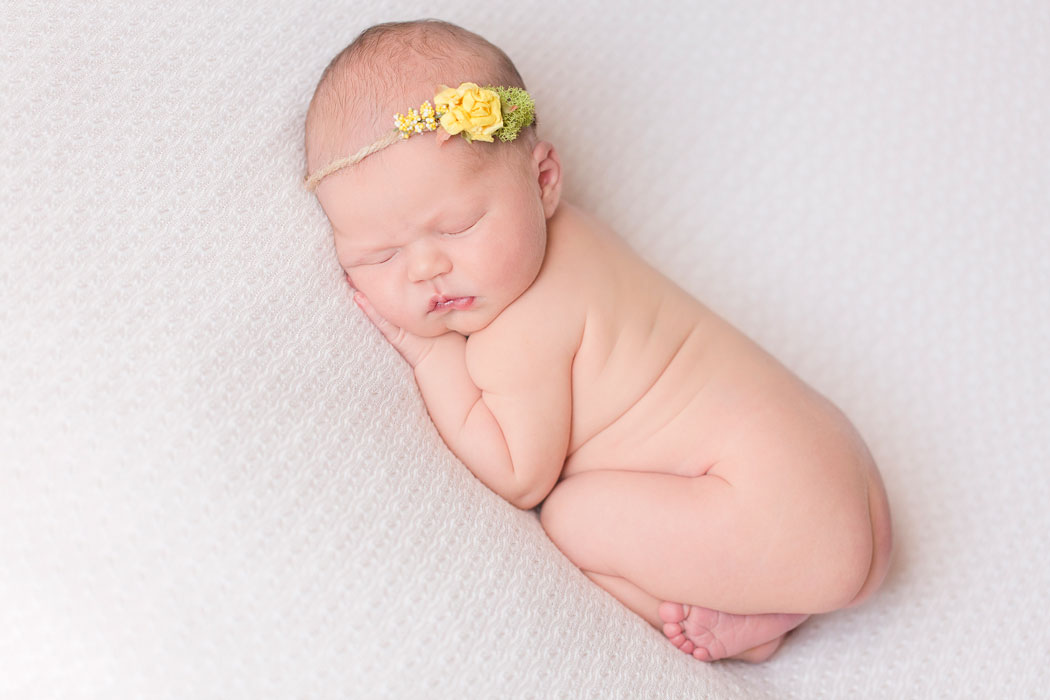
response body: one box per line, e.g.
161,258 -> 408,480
3,1 -> 1049,697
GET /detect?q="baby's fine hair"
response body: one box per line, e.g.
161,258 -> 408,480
304,19 -> 535,177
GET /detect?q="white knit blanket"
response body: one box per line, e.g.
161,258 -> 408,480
3,2 -> 1048,697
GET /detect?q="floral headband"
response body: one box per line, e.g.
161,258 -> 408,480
304,82 -> 536,191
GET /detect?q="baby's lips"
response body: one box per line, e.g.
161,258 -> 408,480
428,294 -> 458,311
428,295 -> 475,313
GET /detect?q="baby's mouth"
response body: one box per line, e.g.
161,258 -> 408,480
429,295 -> 476,313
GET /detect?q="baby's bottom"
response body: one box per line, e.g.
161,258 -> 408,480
538,467 -> 892,662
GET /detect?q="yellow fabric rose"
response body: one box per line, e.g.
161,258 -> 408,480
434,82 -> 503,142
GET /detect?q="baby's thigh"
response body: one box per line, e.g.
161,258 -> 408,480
540,468 -> 758,610
539,466 -> 858,614
713,416 -> 877,611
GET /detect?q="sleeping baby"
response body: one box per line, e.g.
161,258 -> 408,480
303,19 -> 892,662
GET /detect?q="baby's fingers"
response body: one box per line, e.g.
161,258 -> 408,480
353,292 -> 428,365
354,292 -> 399,341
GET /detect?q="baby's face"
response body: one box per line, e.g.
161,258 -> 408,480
317,134 -> 551,337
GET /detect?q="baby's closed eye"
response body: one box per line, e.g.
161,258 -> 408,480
352,250 -> 398,266
441,213 -> 484,237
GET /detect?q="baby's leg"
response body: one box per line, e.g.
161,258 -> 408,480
539,468 -> 874,660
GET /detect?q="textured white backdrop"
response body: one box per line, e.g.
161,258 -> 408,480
2,1 -> 1049,697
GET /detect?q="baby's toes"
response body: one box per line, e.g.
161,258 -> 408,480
658,601 -> 688,626
663,623 -> 687,648
662,622 -> 683,640
660,603 -> 695,653
692,646 -> 713,662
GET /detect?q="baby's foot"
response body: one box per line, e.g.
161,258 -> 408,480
658,601 -> 808,662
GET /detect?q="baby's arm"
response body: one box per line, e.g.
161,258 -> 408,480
354,292 -> 574,509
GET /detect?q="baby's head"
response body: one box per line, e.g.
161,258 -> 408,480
304,19 -> 562,337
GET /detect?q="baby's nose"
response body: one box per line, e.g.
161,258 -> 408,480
406,241 -> 452,282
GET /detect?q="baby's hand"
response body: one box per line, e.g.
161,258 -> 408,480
353,292 -> 438,368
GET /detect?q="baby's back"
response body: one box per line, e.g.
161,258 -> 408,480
536,203 -> 826,480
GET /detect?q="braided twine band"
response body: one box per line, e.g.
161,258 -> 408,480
303,84 -> 534,192
303,129 -> 401,191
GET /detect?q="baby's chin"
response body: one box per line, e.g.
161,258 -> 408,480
410,311 -> 495,338
421,319 -> 486,337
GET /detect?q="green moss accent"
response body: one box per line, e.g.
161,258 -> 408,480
488,86 -> 536,142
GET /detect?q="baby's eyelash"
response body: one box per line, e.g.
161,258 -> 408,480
442,215 -> 484,237
352,250 -> 397,266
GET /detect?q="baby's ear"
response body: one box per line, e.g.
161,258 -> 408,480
532,141 -> 563,219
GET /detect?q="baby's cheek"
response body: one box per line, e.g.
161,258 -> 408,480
379,280 -> 425,327
501,228 -> 546,290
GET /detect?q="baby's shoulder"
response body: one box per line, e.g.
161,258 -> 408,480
516,203 -> 615,319
533,202 -> 619,296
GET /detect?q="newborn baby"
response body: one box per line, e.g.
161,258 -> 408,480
304,19 -> 892,663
